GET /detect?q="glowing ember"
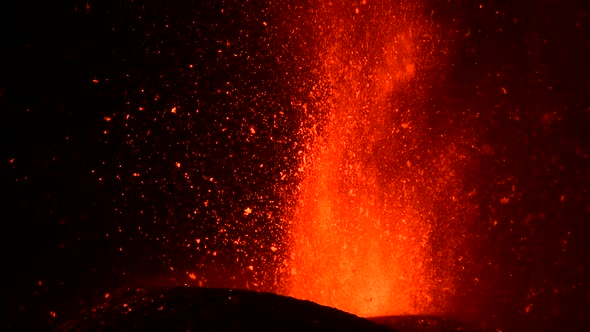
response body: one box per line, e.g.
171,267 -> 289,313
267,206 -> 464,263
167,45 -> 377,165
285,1 -> 463,317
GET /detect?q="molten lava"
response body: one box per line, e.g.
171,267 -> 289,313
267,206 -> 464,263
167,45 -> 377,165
286,1 -> 459,317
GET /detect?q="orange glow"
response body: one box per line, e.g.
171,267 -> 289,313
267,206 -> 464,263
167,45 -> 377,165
287,1 -> 454,317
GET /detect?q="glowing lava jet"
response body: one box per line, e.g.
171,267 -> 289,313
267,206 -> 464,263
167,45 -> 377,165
286,1 -> 465,317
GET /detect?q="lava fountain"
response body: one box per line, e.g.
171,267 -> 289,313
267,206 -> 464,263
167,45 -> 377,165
286,1 -> 467,317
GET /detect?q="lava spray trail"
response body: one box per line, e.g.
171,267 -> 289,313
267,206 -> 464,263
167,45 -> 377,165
287,1 -> 470,317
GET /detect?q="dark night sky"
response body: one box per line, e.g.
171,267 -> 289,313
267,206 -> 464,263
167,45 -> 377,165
2,1 -> 589,331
